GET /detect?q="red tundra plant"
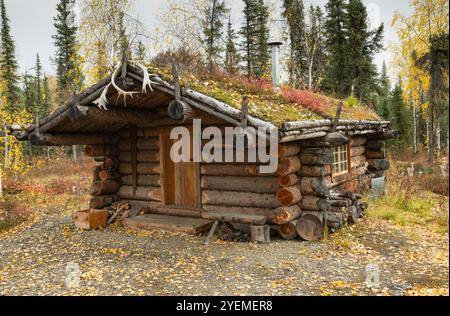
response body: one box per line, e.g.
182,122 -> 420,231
280,87 -> 331,115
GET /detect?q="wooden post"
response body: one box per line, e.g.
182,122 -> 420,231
205,220 -> 220,246
331,102 -> 344,133
251,225 -> 271,244
130,125 -> 138,195
241,96 -> 249,128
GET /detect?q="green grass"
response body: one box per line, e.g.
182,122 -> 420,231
366,190 -> 449,234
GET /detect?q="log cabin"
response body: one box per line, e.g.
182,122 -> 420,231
11,61 -> 395,243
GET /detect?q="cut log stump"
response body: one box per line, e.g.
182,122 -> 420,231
276,186 -> 302,206
296,214 -> 323,241
90,180 -> 119,196
279,220 -> 299,240
269,205 -> 302,225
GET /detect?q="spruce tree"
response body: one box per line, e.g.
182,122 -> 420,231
240,0 -> 270,78
203,0 -> 228,72
35,54 -> 44,116
376,61 -> 391,119
0,0 -> 21,114
22,73 -> 36,116
321,0 -> 349,97
283,0 -> 307,88
345,0 -> 383,101
135,41 -> 147,63
390,79 -> 410,148
52,0 -> 82,104
42,75 -> 52,117
225,18 -> 239,74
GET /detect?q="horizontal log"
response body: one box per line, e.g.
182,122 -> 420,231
89,195 -> 118,209
269,205 -> 302,225
283,120 -> 333,130
368,159 -> 390,171
351,146 -> 366,157
103,157 -> 120,170
300,177 -> 331,197
75,105 -> 161,126
301,196 -> 330,211
350,136 -> 367,147
368,130 -> 398,140
321,132 -> 349,146
366,150 -> 385,159
278,174 -> 299,188
118,186 -> 162,202
299,133 -> 348,148
301,209 -> 346,229
279,220 -> 299,240
84,145 -> 119,157
280,132 -> 328,143
278,144 -> 301,158
277,157 -> 301,176
202,190 -> 279,208
90,180 -> 120,196
351,155 -> 367,168
201,176 -> 279,193
121,175 -> 161,186
123,200 -> 161,211
99,169 -> 120,181
145,206 -> 202,218
30,133 -> 119,146
93,166 -> 102,182
276,186 -> 302,206
366,140 -> 385,150
118,128 -> 145,138
119,150 -> 160,163
118,138 -> 159,151
302,147 -> 332,155
119,163 -> 161,175
299,165 -> 332,177
94,157 -> 105,163
202,205 -> 273,218
300,152 -> 333,166
202,212 -> 267,225
201,164 -> 274,177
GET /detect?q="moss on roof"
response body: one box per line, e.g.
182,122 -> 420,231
147,65 -> 381,127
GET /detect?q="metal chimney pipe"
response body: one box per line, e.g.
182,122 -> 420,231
268,41 -> 282,87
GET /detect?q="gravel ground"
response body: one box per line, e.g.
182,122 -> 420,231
0,212 -> 448,296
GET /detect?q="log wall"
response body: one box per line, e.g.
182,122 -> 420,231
199,134 -> 283,223
117,127 -> 162,205
293,134 -> 389,238
85,123 -> 390,242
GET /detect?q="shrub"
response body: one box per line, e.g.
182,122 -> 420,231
0,197 -> 30,233
345,96 -> 359,108
280,87 -> 328,115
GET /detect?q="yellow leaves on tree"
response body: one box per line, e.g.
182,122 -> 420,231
0,104 -> 33,180
391,0 -> 449,107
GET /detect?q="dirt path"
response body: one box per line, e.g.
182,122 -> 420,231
0,213 -> 448,296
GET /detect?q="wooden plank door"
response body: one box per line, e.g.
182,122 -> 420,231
161,132 -> 200,209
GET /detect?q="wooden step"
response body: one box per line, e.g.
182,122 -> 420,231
202,211 -> 267,225
123,214 -> 213,235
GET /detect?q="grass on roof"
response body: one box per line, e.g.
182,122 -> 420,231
147,65 -> 381,126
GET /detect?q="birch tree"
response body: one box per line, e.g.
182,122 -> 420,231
392,0 -> 449,163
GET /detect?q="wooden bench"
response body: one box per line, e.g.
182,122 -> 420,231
201,211 -> 270,244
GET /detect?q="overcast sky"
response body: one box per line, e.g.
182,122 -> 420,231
7,0 -> 412,78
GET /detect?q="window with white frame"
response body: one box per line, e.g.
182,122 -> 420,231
332,144 -> 350,176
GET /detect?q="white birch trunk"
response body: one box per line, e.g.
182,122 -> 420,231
436,123 -> 441,151
72,145 -> 78,163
